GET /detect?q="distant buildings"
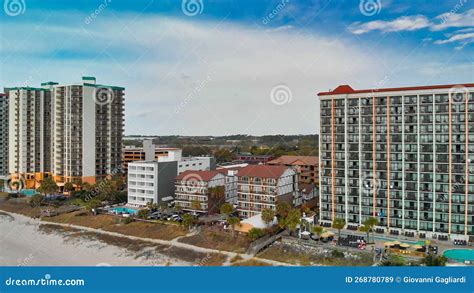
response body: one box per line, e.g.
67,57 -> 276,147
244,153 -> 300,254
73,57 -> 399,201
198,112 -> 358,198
122,141 -> 182,173
268,155 -> 319,186
236,153 -> 274,165
319,83 -> 474,241
4,76 -> 125,187
174,170 -> 226,214
178,156 -> 215,174
236,165 -> 298,218
0,93 -> 8,177
127,160 -> 177,207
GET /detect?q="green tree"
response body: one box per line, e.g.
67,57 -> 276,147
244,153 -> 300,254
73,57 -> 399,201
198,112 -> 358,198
248,228 -> 265,241
276,202 -> 291,218
227,217 -> 241,237
332,218 -> 346,240
182,214 -> 196,231
261,208 -> 276,227
137,209 -> 150,219
312,226 -> 324,239
284,209 -> 302,235
214,148 -> 234,163
37,177 -> 58,196
381,255 -> 407,266
191,200 -> 202,213
64,182 -> 74,193
422,255 -> 447,266
220,203 -> 234,215
360,217 -> 379,243
29,194 -> 44,207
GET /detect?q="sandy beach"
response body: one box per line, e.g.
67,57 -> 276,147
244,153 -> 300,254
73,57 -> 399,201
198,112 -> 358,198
0,212 -> 195,266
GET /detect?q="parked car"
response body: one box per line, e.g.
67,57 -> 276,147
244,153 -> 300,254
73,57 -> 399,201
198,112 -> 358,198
167,214 -> 182,222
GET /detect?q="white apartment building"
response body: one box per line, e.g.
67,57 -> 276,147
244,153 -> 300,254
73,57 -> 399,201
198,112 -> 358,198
127,160 -> 178,207
178,156 -> 215,174
217,168 -> 242,204
237,165 -> 298,219
5,87 -> 52,175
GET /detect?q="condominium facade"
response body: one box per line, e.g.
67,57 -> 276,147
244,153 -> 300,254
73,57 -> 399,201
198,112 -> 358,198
236,165 -> 298,218
268,155 -> 319,185
51,77 -> 124,184
4,87 -> 52,177
122,145 -> 182,173
4,77 -> 125,186
319,84 -> 474,241
0,94 -> 8,176
175,170 -> 226,214
127,160 -> 177,207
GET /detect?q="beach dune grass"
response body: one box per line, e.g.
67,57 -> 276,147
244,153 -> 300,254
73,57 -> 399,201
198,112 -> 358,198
179,229 -> 251,253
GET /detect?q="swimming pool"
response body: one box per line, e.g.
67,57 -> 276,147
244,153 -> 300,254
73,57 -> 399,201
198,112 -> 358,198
20,189 -> 37,197
443,249 -> 474,262
112,207 -> 138,215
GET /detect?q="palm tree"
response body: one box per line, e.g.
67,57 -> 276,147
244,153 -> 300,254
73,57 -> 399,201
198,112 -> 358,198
261,208 -> 276,227
220,203 -> 234,216
361,217 -> 379,243
227,217 -> 241,237
312,226 -> 324,240
191,200 -> 202,214
276,202 -> 291,217
332,218 -> 346,240
64,182 -> 74,194
182,214 -> 195,231
37,177 -> 58,196
285,209 -> 301,236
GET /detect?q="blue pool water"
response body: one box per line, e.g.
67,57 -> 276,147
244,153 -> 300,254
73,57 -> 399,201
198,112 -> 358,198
112,207 -> 138,215
20,189 -> 37,197
443,249 -> 474,262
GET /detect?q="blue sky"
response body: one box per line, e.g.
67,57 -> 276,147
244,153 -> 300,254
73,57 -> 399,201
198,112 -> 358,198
1,0 -> 473,135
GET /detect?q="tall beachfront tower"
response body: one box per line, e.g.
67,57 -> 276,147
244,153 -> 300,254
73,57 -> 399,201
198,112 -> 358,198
0,93 -> 9,177
51,77 -> 125,184
318,84 -> 474,241
4,87 -> 52,177
4,77 -> 125,186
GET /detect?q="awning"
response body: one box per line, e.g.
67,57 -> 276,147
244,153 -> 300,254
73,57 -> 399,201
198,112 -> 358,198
384,242 -> 394,247
391,241 -> 401,245
399,243 -> 410,248
320,231 -> 335,238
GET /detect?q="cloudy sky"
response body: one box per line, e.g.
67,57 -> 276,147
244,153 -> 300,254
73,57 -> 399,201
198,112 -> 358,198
1,0 -> 473,135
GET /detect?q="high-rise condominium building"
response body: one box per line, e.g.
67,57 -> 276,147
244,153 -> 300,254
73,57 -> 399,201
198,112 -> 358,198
4,87 -> 52,177
51,77 -> 124,184
0,93 -> 8,177
319,84 -> 474,241
4,77 -> 125,185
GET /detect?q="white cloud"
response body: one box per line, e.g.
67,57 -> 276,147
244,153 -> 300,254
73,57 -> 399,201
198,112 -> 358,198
349,15 -> 431,34
1,11 -> 471,135
432,8 -> 474,31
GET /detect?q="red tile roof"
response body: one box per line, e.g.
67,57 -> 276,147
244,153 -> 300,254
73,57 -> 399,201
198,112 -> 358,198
236,165 -> 290,179
318,83 -> 474,96
268,155 -> 318,166
175,170 -> 221,181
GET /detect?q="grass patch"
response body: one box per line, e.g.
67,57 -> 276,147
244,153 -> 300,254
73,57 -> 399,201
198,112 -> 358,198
232,259 -> 272,266
258,243 -> 374,266
179,229 -> 251,253
0,199 -> 41,218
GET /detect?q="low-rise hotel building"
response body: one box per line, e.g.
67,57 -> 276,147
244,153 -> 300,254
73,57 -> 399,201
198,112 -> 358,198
236,165 -> 298,218
319,83 -> 474,241
174,170 -> 226,214
268,155 -> 319,186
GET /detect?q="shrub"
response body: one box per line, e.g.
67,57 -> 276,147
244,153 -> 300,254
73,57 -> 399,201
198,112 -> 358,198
248,228 -> 266,241
331,249 -> 344,258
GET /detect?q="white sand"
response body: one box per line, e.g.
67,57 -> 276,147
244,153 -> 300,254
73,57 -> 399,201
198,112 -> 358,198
0,212 -> 188,266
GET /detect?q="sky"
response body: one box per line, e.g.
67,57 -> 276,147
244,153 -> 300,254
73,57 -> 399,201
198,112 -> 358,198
0,0 -> 473,136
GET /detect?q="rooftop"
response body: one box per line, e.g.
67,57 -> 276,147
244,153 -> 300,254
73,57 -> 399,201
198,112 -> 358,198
268,155 -> 318,166
318,83 -> 474,96
176,170 -> 222,181
236,165 -> 289,179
